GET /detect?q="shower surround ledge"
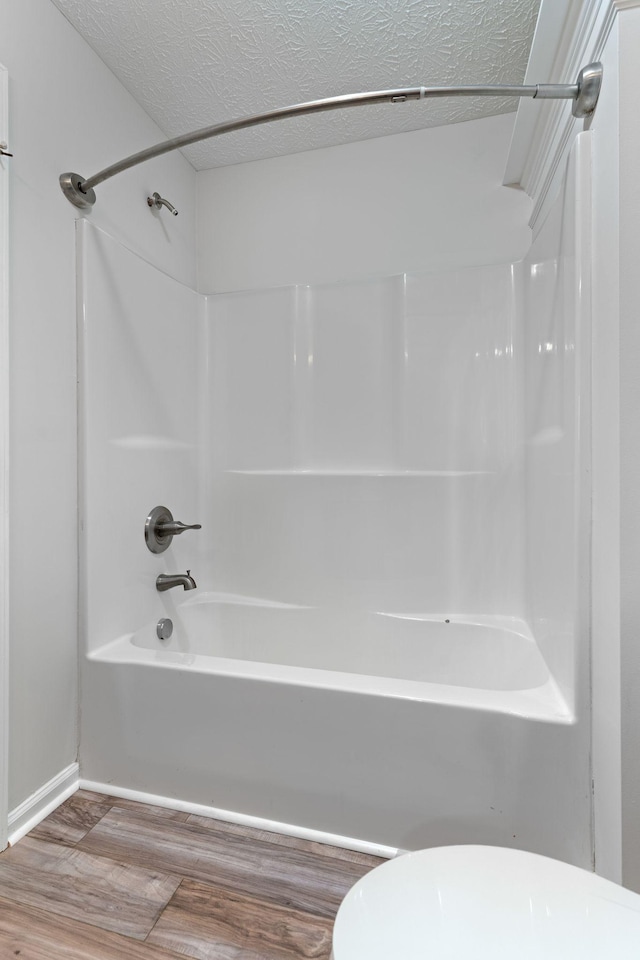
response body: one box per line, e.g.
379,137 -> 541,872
78,135 -> 591,861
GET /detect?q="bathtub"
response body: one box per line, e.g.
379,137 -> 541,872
92,594 -> 570,723
80,593 -> 590,863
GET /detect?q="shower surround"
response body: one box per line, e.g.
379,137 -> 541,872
78,136 -> 591,863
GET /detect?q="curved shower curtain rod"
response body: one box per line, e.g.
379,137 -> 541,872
60,62 -> 602,210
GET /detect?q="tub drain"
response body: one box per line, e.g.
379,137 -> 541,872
157,617 -> 173,640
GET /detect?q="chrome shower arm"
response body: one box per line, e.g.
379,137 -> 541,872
59,63 -> 602,210
147,191 -> 178,215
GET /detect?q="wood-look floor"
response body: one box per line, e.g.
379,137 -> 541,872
0,790 -> 383,959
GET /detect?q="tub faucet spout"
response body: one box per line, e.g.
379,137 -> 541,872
156,570 -> 197,592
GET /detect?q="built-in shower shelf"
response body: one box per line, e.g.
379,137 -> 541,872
224,469 -> 493,477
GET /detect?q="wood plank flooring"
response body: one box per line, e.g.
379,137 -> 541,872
0,790 -> 383,959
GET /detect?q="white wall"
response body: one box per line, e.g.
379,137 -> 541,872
502,0 -> 632,885
501,0 -> 640,891
0,0 -> 196,811
589,20 -> 622,885
617,6 -> 640,893
0,64 -> 9,851
197,113 -> 532,293
510,0 -> 640,894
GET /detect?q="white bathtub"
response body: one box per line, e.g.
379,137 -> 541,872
82,597 -> 588,860
91,594 -> 571,723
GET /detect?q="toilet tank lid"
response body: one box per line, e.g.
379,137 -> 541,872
333,845 -> 640,960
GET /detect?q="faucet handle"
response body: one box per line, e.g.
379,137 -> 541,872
157,520 -> 202,536
145,505 -> 201,554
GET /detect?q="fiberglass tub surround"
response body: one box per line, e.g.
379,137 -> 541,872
206,267 -> 526,619
79,136 -> 591,859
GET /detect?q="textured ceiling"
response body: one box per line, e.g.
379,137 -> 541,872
51,0 -> 541,170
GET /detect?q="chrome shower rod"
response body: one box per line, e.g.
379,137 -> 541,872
60,62 -> 602,210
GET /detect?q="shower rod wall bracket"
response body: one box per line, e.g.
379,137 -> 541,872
59,62 -> 602,211
59,171 -> 96,210
571,61 -> 603,118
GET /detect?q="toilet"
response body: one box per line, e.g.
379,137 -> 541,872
332,845 -> 640,959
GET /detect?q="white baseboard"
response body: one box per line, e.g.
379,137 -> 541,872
8,763 -> 79,845
7,767 -> 399,859
80,778 -> 398,859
